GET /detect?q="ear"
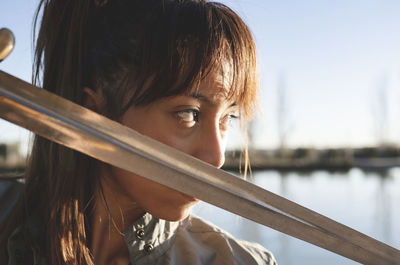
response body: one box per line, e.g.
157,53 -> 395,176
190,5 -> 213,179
82,87 -> 104,112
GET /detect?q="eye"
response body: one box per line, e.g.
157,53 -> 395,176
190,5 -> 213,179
175,109 -> 199,126
220,113 -> 238,131
229,113 -> 239,121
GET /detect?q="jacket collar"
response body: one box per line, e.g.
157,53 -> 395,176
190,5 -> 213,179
123,212 -> 183,265
8,212 -> 183,265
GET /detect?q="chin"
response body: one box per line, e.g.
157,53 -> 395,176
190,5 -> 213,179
153,206 -> 193,222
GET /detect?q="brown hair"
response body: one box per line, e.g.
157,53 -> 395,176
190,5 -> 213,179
0,0 -> 258,264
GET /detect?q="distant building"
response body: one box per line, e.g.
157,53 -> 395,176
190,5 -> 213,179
0,142 -> 26,173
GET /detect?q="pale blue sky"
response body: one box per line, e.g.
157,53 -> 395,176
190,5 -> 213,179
1,0 -> 400,151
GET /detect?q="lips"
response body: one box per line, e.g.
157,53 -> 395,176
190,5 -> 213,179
181,192 -> 200,202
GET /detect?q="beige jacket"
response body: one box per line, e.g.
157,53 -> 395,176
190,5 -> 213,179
123,212 -> 277,265
3,179 -> 277,265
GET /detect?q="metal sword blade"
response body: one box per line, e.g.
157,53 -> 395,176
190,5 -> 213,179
0,70 -> 399,264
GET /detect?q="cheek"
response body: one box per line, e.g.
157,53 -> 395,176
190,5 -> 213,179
109,166 -> 164,208
159,134 -> 195,154
121,108 -> 195,155
107,166 -> 146,203
109,166 -> 195,221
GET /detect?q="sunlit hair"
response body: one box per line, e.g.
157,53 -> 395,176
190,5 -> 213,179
0,0 -> 258,264
33,0 -> 258,120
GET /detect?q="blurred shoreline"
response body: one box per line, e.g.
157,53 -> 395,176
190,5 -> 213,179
223,146 -> 400,171
2,142 -> 400,174
0,142 -> 25,175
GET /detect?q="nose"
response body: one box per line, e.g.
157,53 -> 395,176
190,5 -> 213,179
193,121 -> 226,168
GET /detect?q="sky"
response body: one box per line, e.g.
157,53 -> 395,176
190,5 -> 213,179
1,0 -> 400,152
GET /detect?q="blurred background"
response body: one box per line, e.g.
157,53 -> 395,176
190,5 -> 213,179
1,0 -> 400,264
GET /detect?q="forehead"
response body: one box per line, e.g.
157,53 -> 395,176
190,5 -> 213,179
188,63 -> 236,104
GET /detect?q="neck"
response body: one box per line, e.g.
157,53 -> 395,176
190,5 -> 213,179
90,166 -> 145,265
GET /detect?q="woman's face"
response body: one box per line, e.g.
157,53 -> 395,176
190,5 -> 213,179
103,70 -> 239,223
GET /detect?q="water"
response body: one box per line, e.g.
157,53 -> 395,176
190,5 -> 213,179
192,168 -> 400,265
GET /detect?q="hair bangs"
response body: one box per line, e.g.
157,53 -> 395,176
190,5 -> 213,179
121,1 -> 258,121
176,1 -> 258,120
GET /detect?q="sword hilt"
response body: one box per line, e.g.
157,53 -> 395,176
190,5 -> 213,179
0,28 -> 15,62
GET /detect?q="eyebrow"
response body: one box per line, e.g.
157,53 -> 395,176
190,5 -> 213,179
188,93 -> 238,108
189,93 -> 211,104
